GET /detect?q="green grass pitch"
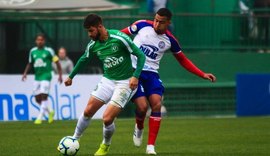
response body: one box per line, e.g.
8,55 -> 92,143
1,116 -> 270,156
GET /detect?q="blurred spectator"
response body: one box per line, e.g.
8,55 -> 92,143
147,0 -> 168,14
53,47 -> 74,74
253,0 -> 270,52
239,0 -> 256,39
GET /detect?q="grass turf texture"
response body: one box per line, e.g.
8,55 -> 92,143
1,117 -> 270,156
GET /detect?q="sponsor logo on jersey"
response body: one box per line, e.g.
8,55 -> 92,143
104,56 -> 124,68
34,58 -> 47,68
139,44 -> 159,60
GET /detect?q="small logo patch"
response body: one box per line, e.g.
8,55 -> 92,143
131,25 -> 137,32
158,41 -> 165,49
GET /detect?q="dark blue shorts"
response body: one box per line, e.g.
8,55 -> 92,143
132,71 -> 164,99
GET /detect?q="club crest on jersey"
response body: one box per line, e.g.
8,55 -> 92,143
111,44 -> 119,52
158,41 -> 165,49
139,44 -> 159,60
104,56 -> 124,68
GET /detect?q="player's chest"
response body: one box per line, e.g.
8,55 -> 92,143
32,51 -> 50,60
93,41 -> 125,59
137,30 -> 171,51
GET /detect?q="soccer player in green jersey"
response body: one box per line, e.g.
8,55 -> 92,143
22,33 -> 63,124
62,14 -> 146,156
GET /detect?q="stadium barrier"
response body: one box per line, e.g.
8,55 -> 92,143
0,75 -> 106,121
237,74 -> 270,116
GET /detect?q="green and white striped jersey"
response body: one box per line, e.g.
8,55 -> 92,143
69,29 -> 145,80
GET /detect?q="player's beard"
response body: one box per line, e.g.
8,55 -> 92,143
154,28 -> 164,34
91,31 -> 101,41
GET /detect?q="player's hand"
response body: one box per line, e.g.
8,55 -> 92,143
203,73 -> 216,82
129,76 -> 138,90
22,74 -> 27,81
64,77 -> 72,86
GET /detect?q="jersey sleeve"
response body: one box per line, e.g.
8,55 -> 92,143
130,44 -> 146,78
68,41 -> 94,79
126,20 -> 153,35
114,31 -> 146,78
166,31 -> 182,53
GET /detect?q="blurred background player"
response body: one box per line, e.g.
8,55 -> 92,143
52,47 -> 74,74
22,33 -> 63,124
121,8 -> 216,155
62,14 -> 145,156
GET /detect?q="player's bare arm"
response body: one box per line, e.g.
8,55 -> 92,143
174,52 -> 217,82
55,61 -> 63,83
64,77 -> 72,86
129,76 -> 139,90
22,63 -> 31,81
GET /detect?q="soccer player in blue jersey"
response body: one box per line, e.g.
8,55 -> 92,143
122,8 -> 216,155
61,14 -> 146,156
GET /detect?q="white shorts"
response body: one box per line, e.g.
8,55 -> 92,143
33,80 -> 51,95
91,77 -> 137,108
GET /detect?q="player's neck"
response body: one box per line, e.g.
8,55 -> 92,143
37,46 -> 44,49
99,27 -> 108,42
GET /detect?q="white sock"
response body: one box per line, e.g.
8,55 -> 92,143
41,100 -> 53,113
102,122 -> 115,145
73,114 -> 91,139
36,106 -> 45,120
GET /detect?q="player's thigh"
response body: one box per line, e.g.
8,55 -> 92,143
103,104 -> 122,125
133,96 -> 148,112
148,94 -> 162,111
33,81 -> 41,95
110,79 -> 136,108
84,96 -> 105,117
91,77 -> 115,104
40,80 -> 51,95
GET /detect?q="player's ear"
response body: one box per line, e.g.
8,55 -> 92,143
97,24 -> 103,29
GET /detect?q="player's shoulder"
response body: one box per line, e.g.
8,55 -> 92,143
165,30 -> 179,42
129,20 -> 153,33
109,29 -> 132,41
30,47 -> 38,52
109,29 -> 128,36
133,19 -> 153,25
44,46 -> 54,51
44,46 -> 55,55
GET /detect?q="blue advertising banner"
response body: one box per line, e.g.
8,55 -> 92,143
236,74 -> 270,116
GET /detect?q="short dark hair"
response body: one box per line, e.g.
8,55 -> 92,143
84,14 -> 103,29
156,8 -> 172,20
36,33 -> 46,40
